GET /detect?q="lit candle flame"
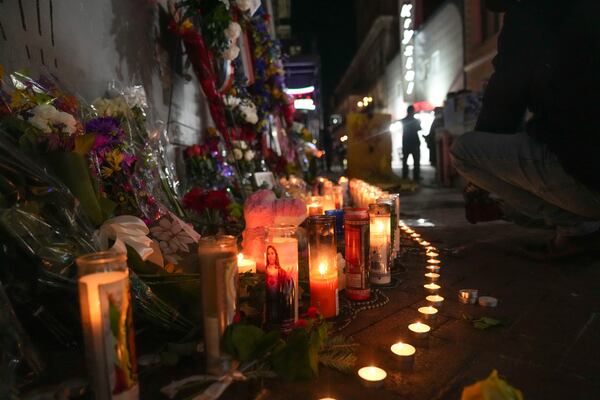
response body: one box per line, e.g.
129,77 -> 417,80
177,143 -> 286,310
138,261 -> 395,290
319,262 -> 327,275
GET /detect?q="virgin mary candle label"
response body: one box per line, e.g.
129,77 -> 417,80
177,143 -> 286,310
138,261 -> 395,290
265,225 -> 299,332
77,252 -> 139,400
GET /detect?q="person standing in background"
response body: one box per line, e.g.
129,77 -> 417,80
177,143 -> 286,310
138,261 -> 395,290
401,105 -> 422,182
425,107 -> 443,168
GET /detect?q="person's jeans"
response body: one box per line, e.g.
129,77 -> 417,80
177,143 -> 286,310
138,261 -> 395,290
402,145 -> 420,181
450,131 -> 600,237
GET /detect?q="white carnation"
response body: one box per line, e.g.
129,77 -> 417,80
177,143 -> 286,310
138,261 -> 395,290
239,140 -> 248,150
224,22 -> 241,40
222,44 -> 240,60
244,149 -> 255,162
28,115 -> 52,133
233,148 -> 243,160
223,95 -> 241,107
235,0 -> 251,11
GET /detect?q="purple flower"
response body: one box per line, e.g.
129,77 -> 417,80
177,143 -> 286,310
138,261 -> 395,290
86,117 -> 125,151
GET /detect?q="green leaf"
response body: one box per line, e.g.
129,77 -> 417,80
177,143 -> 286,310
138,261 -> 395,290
271,329 -> 316,380
43,151 -> 104,226
73,134 -> 96,155
252,330 -> 282,359
225,324 -> 265,362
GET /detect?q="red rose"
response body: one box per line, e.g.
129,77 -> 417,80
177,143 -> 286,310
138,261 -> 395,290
306,306 -> 319,319
182,187 -> 207,213
294,319 -> 308,329
205,190 -> 231,211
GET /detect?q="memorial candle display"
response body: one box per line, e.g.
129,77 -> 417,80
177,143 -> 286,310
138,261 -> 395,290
265,225 -> 299,332
198,235 -> 238,375
77,252 -> 139,400
308,216 -> 339,318
390,342 -> 416,365
369,203 -> 391,285
344,208 -> 371,300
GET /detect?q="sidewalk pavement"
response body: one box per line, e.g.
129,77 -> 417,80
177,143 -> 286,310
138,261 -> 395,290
264,186 -> 600,400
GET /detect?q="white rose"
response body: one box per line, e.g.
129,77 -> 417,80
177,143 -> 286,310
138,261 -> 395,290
55,111 -> 78,134
222,44 -> 240,60
244,150 -> 255,162
224,22 -> 241,40
239,141 -> 248,150
233,148 -> 243,160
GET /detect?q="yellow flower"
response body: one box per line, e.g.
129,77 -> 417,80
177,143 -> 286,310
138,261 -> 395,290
461,370 -> 523,400
181,19 -> 194,31
101,150 -> 123,178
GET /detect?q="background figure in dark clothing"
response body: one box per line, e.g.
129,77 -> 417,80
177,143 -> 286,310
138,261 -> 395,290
425,107 -> 443,168
401,105 -> 422,181
451,0 -> 600,259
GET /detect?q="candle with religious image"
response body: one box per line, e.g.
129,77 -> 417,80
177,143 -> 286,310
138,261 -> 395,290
308,216 -> 339,318
76,251 -> 139,400
344,208 -> 371,300
265,225 -> 299,333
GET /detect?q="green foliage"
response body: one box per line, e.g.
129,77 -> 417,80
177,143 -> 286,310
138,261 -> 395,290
318,335 -> 359,374
462,313 -> 505,330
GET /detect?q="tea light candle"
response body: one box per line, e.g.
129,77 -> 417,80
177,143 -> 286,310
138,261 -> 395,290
418,305 -> 438,320
426,294 -> 444,307
424,272 -> 440,282
426,251 -> 439,258
426,264 -> 440,273
411,233 -> 421,239
357,366 -> 387,388
427,258 -> 441,265
237,253 -> 256,273
419,240 -> 430,247
390,342 -> 416,366
408,322 -> 431,339
424,282 -> 441,294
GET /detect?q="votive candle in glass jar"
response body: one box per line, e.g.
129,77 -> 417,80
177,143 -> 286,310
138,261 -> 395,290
265,225 -> 299,333
377,194 -> 400,258
198,235 -> 238,375
344,208 -> 371,300
369,203 -> 391,285
308,216 -> 339,318
332,185 -> 344,209
77,251 -> 139,400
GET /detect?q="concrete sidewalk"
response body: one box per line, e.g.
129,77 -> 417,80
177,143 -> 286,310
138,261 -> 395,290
266,186 -> 600,400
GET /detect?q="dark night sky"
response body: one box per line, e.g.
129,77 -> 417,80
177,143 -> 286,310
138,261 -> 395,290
290,0 -> 358,119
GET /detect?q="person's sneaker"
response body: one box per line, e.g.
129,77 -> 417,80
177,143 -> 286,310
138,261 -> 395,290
463,183 -> 504,224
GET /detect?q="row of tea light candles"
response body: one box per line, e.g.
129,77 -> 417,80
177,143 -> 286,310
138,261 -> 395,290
354,221 -> 444,388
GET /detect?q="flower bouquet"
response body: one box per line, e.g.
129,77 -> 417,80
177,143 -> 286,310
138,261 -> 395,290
0,71 -> 204,326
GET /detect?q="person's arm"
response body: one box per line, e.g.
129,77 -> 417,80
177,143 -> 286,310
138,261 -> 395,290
475,4 -> 545,133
